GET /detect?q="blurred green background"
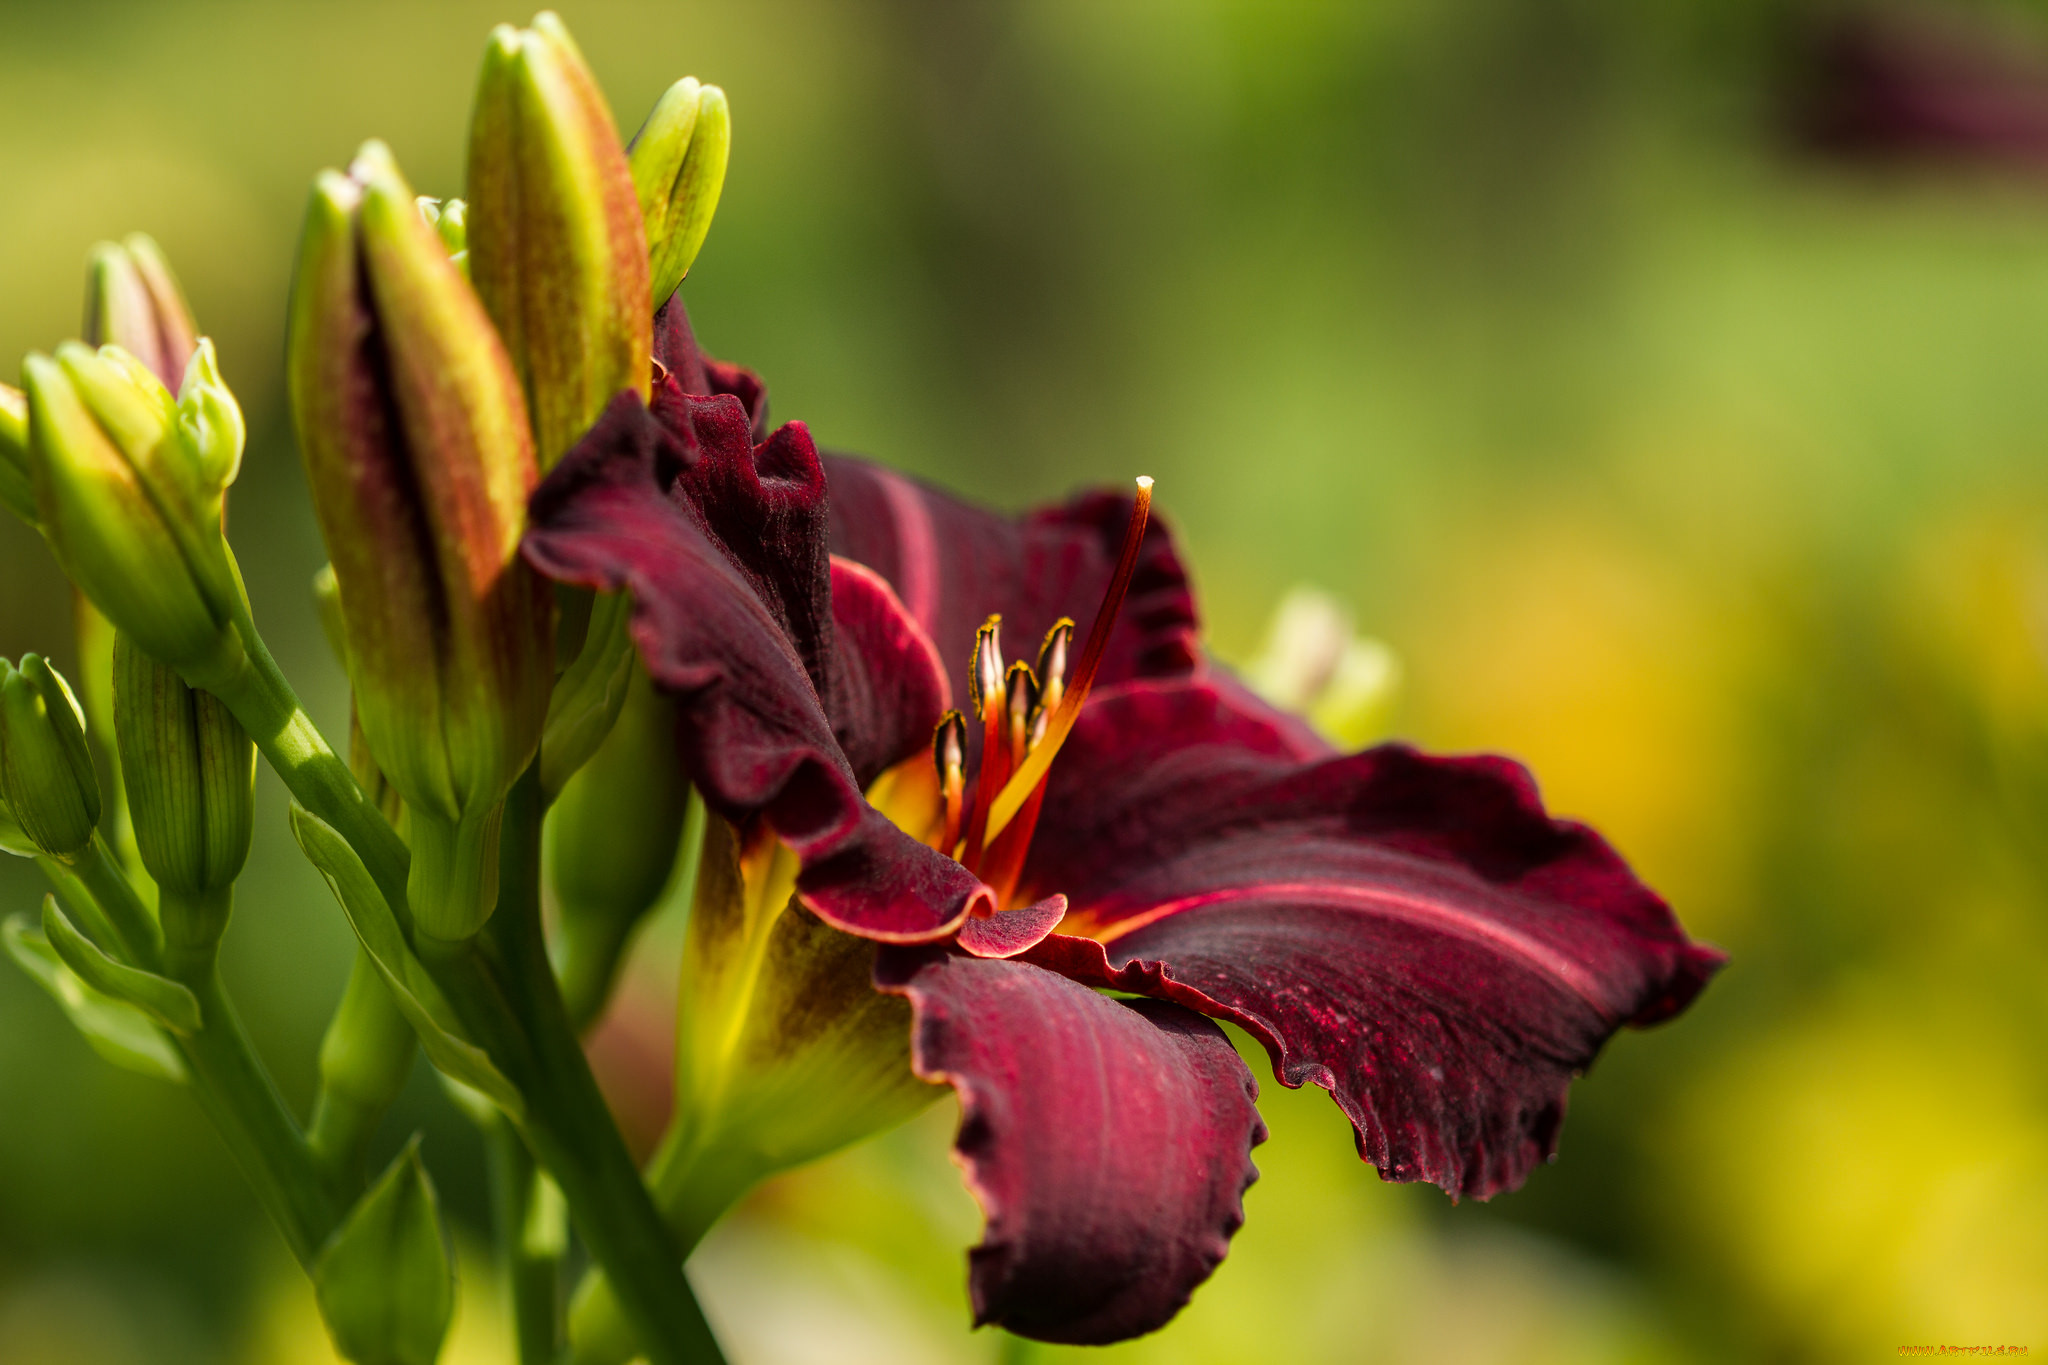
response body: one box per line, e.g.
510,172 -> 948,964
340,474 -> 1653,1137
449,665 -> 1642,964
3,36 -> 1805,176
6,0 -> 2048,1360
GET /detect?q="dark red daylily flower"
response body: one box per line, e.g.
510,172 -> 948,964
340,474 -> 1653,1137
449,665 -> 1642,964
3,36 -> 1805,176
522,302 -> 1725,1345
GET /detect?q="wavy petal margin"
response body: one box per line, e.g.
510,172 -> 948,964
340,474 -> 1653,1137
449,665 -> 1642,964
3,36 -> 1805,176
1022,680 -> 1724,1198
874,948 -> 1265,1344
524,391 -> 989,941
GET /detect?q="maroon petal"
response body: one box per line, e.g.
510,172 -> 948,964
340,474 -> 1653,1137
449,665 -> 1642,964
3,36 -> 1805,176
873,948 -> 1265,1344
653,293 -> 768,438
827,557 -> 951,788
1021,679 -> 1724,1199
822,456 -> 1199,690
955,894 -> 1067,960
524,391 -> 989,941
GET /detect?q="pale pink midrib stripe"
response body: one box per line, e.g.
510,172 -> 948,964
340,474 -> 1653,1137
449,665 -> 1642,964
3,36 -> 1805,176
1091,880 -> 1615,1018
875,468 -> 938,630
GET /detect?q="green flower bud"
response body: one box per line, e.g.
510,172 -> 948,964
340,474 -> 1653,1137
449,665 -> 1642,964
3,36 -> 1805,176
20,339 -> 247,677
84,233 -> 199,389
0,382 -> 33,526
467,10 -> 652,467
0,654 -> 101,860
112,634 -> 253,899
416,196 -> 469,257
314,1137 -> 455,1365
287,141 -> 552,942
629,77 -> 730,309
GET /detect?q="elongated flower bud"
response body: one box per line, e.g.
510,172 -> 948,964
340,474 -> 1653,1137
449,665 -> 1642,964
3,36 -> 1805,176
467,11 -> 651,468
20,339 -> 246,677
628,77 -> 730,309
287,140 -> 551,941
113,634 -> 253,901
85,233 -> 199,389
416,196 -> 469,257
0,382 -> 32,527
0,654 -> 101,860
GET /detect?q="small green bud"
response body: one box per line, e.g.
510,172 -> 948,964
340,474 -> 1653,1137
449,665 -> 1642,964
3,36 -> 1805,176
416,196 -> 469,257
629,77 -> 730,309
288,141 -> 551,941
0,382 -> 33,526
467,10 -> 652,467
21,340 -> 246,677
84,233 -> 200,389
0,654 -> 101,860
112,634 -> 253,899
314,1137 -> 455,1365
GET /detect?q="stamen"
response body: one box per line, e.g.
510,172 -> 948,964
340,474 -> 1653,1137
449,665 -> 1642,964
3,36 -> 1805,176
933,709 -> 965,854
1004,662 -> 1038,765
981,477 -> 1152,848
1035,619 -> 1073,720
960,616 -> 1009,875
969,615 -> 1004,720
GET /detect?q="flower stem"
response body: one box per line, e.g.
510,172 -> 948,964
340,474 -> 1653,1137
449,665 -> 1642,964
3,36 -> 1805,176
198,614 -> 719,1360
197,616 -> 410,916
165,935 -> 343,1267
72,834 -> 163,967
487,1115 -> 564,1363
308,947 -> 418,1185
425,769 -> 726,1365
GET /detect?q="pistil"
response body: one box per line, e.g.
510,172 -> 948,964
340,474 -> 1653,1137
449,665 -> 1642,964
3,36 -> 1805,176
980,477 -> 1151,848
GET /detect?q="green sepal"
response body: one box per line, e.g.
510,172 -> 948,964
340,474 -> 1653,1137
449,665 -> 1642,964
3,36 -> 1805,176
40,895 -> 200,1035
314,1135 -> 455,1365
288,802 -> 523,1118
539,588 -> 635,799
2,913 -> 186,1081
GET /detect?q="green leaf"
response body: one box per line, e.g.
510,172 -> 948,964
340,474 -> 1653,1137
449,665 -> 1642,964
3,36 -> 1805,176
40,896 -> 201,1035
2,913 -> 185,1081
288,803 -> 522,1118
315,1136 -> 454,1365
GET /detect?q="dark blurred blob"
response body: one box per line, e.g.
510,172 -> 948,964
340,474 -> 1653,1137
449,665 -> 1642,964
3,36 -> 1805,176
1791,2 -> 2048,172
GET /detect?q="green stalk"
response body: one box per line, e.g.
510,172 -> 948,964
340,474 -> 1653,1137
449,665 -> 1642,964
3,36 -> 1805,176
200,614 -> 719,1362
70,834 -> 163,966
195,616 -> 410,917
423,769 -> 725,1365
487,1116 -> 564,1363
308,947 -> 418,1185
147,881 -> 341,1267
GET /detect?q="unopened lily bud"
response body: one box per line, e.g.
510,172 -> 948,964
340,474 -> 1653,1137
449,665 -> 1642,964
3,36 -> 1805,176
20,339 -> 246,677
416,197 -> 469,258
467,10 -> 652,467
628,76 -> 730,309
113,634 -> 253,904
0,654 -> 101,861
0,382 -> 32,526
85,233 -> 199,388
287,140 -> 551,942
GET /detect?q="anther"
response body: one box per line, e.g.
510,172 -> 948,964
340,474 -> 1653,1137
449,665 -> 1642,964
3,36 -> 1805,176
969,615 -> 1004,720
1035,619 -> 1073,718
933,709 -> 965,854
1004,662 -> 1038,765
